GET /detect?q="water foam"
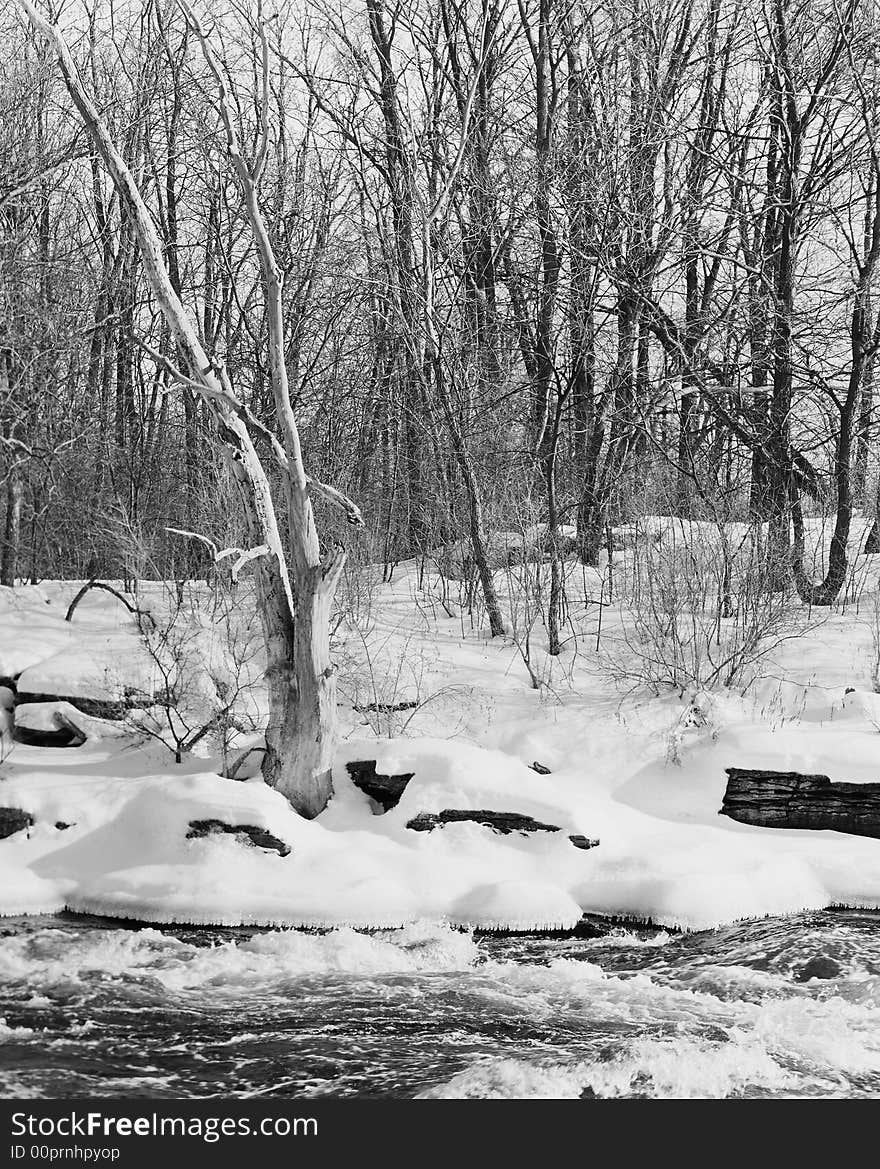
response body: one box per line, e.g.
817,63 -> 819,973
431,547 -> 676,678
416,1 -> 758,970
0,1017 -> 35,1041
417,1033 -> 792,1099
0,921 -> 480,997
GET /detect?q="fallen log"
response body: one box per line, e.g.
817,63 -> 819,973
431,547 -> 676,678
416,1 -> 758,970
186,819 -> 291,857
720,767 -> 880,839
353,700 -> 419,714
405,808 -> 599,850
406,809 -> 562,835
13,705 -> 89,748
15,689 -> 160,721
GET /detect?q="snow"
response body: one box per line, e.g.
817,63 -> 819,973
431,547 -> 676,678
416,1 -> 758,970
17,640 -> 156,703
1,546 -> 880,933
13,701 -> 128,741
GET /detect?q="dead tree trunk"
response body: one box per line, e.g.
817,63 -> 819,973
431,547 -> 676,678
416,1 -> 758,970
20,0 -> 362,818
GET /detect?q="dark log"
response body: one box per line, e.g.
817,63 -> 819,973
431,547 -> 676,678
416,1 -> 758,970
406,809 -> 563,835
186,819 -> 291,857
720,767 -> 880,839
13,723 -> 80,748
15,690 -> 160,721
13,707 -> 89,748
346,760 -> 414,812
0,808 -> 34,839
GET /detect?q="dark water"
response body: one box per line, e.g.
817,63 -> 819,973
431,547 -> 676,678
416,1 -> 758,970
1,910 -> 879,1099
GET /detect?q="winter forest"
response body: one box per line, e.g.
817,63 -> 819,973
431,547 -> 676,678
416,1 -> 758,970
4,0 -> 880,1102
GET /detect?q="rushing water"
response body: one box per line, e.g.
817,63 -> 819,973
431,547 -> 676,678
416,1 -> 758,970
1,910 -> 879,1099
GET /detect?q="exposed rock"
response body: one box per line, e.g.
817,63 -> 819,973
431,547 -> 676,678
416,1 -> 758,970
529,761 -> 552,775
568,834 -> 600,850
0,808 -> 34,839
795,955 -> 841,982
720,767 -> 880,839
186,819 -> 291,857
346,760 -> 414,812
406,809 -> 563,835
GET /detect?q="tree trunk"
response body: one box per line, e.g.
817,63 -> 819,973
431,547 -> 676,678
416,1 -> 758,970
262,554 -> 343,816
791,302 -> 866,604
0,468 -> 23,587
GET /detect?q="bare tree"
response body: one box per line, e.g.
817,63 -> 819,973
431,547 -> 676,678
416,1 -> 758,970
17,0 -> 363,817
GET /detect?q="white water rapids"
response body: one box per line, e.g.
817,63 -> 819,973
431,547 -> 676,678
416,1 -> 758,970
1,911 -> 879,1098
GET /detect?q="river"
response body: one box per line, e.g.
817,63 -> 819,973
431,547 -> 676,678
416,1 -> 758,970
0,910 -> 878,1098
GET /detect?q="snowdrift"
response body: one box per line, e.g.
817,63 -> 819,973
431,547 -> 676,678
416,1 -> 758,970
3,722 -> 880,931
2,577 -> 880,932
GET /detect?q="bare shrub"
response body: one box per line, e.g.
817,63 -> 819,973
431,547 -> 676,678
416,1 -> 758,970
130,574 -> 265,770
601,516 -> 822,695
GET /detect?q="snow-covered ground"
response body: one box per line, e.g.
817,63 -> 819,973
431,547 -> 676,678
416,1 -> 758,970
2,516 -> 880,933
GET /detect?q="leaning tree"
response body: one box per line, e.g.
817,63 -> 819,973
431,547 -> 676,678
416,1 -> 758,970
17,0 -> 363,818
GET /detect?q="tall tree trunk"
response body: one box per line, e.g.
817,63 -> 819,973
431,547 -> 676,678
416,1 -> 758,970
0,468 -> 23,588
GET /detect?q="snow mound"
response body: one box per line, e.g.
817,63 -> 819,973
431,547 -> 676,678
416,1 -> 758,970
17,639 -> 155,703
449,881 -> 582,931
14,701 -> 129,741
0,745 -> 593,930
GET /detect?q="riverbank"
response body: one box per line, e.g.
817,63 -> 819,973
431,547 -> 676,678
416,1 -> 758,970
2,554 -> 880,933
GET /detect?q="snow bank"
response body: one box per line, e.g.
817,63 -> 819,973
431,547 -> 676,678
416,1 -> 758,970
0,744 -> 593,930
3,717 -> 880,932
2,576 -> 880,932
17,639 -> 156,703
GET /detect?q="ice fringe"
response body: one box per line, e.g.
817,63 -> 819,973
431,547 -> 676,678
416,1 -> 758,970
57,898 -> 584,934
9,896 -> 879,933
